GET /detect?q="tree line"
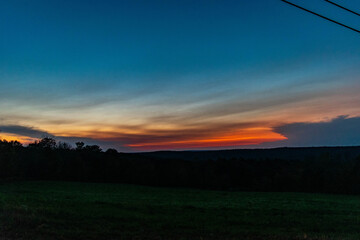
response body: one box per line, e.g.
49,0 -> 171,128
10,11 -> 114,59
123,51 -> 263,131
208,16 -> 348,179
1,137 -> 360,194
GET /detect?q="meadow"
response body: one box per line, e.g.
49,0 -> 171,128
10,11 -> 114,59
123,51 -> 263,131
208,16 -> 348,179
0,181 -> 360,240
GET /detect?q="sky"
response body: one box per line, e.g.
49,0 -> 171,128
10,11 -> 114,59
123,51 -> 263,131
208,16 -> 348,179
1,0 -> 360,151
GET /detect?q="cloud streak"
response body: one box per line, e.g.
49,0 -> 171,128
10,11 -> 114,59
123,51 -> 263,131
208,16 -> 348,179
0,125 -> 53,139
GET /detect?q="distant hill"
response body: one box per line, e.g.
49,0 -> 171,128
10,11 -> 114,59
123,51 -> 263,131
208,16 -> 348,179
135,146 -> 360,161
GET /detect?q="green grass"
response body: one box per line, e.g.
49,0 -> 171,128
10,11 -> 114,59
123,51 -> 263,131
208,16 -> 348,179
0,182 -> 360,239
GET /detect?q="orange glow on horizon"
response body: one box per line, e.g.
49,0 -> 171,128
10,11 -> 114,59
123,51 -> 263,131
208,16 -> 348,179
0,133 -> 38,145
126,127 -> 287,151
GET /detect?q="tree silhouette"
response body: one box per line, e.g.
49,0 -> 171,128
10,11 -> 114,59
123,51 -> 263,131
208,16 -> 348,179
29,137 -> 57,149
84,144 -> 102,153
75,142 -> 85,151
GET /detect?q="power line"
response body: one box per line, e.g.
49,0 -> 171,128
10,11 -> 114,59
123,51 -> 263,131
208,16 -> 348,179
325,0 -> 360,17
280,0 -> 360,34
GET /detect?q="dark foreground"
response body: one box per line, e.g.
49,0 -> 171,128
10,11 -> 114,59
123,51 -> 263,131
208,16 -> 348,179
0,182 -> 359,240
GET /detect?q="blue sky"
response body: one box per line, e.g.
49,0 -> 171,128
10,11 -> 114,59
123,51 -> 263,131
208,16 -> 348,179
1,0 -> 360,151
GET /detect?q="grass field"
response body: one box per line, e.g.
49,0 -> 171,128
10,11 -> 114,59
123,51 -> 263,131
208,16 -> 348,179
0,182 -> 360,240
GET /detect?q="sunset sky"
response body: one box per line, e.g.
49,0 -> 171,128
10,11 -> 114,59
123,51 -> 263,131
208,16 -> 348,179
1,0 -> 360,151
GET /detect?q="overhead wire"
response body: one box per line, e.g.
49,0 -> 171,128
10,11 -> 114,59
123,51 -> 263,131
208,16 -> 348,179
324,0 -> 360,17
280,0 -> 360,34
